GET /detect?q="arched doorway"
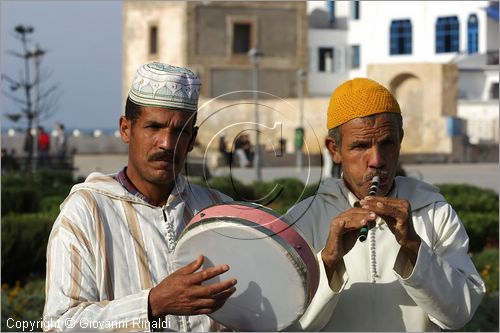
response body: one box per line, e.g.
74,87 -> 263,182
390,73 -> 424,151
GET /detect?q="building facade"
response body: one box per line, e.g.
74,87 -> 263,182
123,1 -> 317,157
122,1 -> 498,160
307,1 -> 499,151
123,1 -> 308,101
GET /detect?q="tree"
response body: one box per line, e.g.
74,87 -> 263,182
1,25 -> 59,171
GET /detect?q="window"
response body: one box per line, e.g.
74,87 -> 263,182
390,20 -> 412,55
351,0 -> 360,20
351,45 -> 360,69
319,48 -> 334,72
436,16 -> 459,53
467,14 -> 479,54
149,25 -> 158,55
490,82 -> 499,99
327,0 -> 335,25
226,16 -> 257,57
233,23 -> 251,54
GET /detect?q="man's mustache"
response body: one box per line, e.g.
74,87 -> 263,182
148,151 -> 179,163
364,169 -> 390,182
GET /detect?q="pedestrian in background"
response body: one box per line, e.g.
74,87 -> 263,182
54,122 -> 67,167
37,126 -> 50,167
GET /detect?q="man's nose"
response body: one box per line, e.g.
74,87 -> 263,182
368,145 -> 385,169
157,131 -> 175,150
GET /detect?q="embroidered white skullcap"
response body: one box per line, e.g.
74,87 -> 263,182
127,62 -> 201,112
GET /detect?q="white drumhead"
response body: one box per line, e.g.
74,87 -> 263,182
173,220 -> 308,331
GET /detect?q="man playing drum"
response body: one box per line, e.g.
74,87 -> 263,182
288,78 -> 485,331
43,62 -> 236,331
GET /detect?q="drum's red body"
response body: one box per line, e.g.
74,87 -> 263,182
173,202 -> 319,331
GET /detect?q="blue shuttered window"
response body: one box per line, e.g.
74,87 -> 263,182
467,14 -> 479,54
436,16 -> 459,53
351,0 -> 360,20
390,19 -> 412,55
351,45 -> 360,69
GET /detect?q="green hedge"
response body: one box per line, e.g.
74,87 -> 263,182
465,249 -> 499,331
438,184 -> 499,253
472,248 -> 499,294
39,195 -> 65,215
1,278 -> 45,332
191,176 -> 319,214
1,170 -> 73,216
1,213 -> 55,284
200,176 -> 256,202
1,187 -> 41,216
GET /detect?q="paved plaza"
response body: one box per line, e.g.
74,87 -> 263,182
213,163 -> 500,192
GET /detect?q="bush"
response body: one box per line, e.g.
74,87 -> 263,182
32,169 -> 73,197
39,195 -> 65,215
263,178 -> 303,204
1,213 -> 55,284
193,176 -> 256,202
438,184 -> 498,212
472,248 -> 499,294
460,211 -> 499,253
252,178 -> 313,214
1,278 -> 45,332
190,176 -> 320,214
437,183 -> 499,253
2,169 -> 74,191
1,171 -> 33,187
1,187 -> 41,216
1,170 -> 73,216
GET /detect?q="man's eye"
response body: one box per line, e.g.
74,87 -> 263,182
352,143 -> 369,150
173,128 -> 190,136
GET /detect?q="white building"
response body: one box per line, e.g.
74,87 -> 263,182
307,1 -> 499,145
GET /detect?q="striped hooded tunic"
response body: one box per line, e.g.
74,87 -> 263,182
43,172 -> 231,331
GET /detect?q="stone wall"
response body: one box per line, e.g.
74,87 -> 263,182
367,63 -> 458,155
186,1 -> 308,98
123,1 -> 188,106
195,96 -> 330,156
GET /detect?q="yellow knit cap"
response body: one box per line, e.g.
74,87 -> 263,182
327,78 -> 401,129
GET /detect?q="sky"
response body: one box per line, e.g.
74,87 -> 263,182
0,0 -> 122,131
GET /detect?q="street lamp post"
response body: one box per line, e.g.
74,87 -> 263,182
248,48 -> 263,182
296,69 -> 306,170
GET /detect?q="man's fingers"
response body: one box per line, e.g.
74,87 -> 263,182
192,278 -> 237,298
212,286 -> 237,299
360,197 -> 408,220
211,287 -> 236,308
174,255 -> 204,275
337,211 -> 377,231
190,287 -> 236,314
190,264 -> 232,284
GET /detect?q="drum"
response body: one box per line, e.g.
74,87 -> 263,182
172,202 -> 319,331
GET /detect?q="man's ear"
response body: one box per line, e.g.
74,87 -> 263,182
187,126 -> 199,152
119,116 -> 131,144
325,136 -> 342,164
